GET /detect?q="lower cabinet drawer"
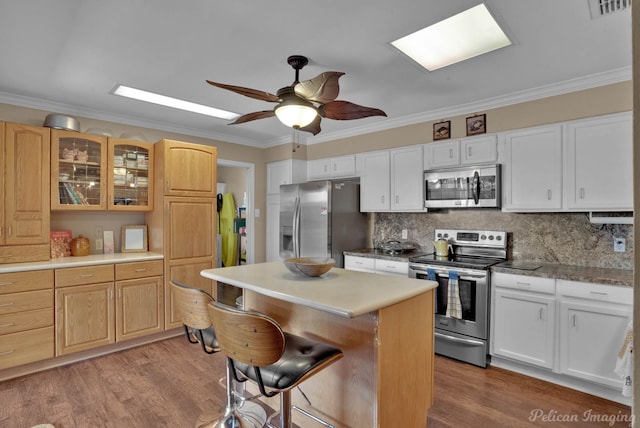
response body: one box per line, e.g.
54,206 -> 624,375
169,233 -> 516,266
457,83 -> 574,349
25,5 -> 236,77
0,244 -> 50,264
0,308 -> 53,336
55,264 -> 114,287
115,260 -> 163,280
0,269 -> 53,294
0,289 -> 53,315
0,326 -> 54,370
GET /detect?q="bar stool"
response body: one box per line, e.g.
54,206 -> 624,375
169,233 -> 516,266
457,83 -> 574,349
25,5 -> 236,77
170,280 -> 266,428
207,300 -> 344,428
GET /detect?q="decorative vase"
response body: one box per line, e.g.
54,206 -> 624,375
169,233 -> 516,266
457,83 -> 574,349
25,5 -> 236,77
70,234 -> 91,256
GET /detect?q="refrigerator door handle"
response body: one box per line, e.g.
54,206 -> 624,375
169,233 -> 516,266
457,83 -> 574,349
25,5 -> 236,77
293,196 -> 300,257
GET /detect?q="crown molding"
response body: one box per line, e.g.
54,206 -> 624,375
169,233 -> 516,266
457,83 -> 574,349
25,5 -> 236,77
305,66 -> 632,145
0,66 -> 631,149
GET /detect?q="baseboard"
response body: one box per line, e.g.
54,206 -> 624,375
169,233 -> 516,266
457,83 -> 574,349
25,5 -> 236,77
490,356 -> 632,406
0,329 -> 182,382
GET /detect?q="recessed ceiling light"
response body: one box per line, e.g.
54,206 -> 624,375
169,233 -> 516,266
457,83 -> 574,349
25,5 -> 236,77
111,84 -> 239,120
391,3 -> 512,71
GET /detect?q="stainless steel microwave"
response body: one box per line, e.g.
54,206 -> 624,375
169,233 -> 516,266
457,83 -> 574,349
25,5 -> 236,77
424,164 -> 501,209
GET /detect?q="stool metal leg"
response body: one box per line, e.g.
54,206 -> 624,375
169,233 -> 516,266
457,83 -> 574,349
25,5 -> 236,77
196,360 -> 266,428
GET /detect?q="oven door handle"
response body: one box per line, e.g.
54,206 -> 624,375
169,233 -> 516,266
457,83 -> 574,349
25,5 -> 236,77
411,268 -> 486,280
435,332 -> 485,347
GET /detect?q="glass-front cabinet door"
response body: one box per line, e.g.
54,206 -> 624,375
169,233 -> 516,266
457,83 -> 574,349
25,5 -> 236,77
51,130 -> 107,210
107,139 -> 153,211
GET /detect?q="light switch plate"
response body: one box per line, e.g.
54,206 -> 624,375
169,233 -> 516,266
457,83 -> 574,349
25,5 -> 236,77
402,229 -> 408,239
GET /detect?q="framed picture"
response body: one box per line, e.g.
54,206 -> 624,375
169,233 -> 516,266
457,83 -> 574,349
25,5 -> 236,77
433,120 -> 451,140
466,114 -> 486,136
121,225 -> 148,253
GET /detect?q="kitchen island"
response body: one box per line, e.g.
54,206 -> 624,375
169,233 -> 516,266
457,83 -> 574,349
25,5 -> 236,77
201,262 -> 437,428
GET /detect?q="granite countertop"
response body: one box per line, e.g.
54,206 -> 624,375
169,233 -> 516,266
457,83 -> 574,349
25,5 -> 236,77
491,262 -> 633,287
201,262 -> 437,318
343,248 -> 426,262
0,252 -> 164,273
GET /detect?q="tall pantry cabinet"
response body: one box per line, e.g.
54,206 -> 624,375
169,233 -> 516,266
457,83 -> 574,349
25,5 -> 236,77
0,122 -> 51,263
146,139 -> 217,330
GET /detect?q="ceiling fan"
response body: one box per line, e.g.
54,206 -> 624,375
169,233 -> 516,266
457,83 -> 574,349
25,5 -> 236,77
206,55 -> 387,135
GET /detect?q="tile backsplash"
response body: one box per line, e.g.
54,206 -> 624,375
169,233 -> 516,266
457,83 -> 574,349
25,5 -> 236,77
373,210 -> 633,270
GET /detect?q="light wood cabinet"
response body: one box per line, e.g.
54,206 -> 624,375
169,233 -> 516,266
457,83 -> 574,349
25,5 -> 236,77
0,123 -> 51,263
51,129 -> 107,210
55,265 -> 115,355
108,139 -> 154,211
0,270 -> 54,370
156,139 -> 217,197
146,139 -> 217,330
115,260 -> 164,341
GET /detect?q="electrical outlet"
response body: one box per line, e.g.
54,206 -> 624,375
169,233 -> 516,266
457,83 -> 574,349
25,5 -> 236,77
401,229 -> 408,239
614,237 -> 626,252
95,238 -> 103,251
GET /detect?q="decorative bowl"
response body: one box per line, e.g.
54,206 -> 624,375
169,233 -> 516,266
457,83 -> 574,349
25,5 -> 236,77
43,114 -> 80,132
284,257 -> 336,277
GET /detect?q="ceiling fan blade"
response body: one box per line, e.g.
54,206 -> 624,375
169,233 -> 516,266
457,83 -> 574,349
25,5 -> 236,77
206,80 -> 280,103
297,116 -> 322,135
294,72 -> 344,104
230,110 -> 275,125
320,100 -> 387,120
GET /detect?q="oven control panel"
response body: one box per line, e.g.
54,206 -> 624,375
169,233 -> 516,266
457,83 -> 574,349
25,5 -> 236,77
435,229 -> 506,249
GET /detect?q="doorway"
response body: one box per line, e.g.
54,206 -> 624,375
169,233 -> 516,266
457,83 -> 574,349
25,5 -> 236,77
217,159 -> 255,265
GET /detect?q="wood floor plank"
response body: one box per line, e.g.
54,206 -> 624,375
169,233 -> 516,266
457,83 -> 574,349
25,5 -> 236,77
0,336 -> 631,427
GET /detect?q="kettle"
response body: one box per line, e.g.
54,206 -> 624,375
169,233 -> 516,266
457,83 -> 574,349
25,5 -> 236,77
433,239 -> 451,257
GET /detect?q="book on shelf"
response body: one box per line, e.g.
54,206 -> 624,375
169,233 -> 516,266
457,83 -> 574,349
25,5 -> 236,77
62,182 -> 89,205
50,230 -> 72,258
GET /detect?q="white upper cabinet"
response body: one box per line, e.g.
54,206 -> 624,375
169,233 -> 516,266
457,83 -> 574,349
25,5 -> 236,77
425,135 -> 498,169
390,145 -> 424,211
266,159 -> 306,195
424,140 -> 460,169
564,112 -> 632,211
461,135 -> 499,165
358,150 -> 390,212
359,145 -> 424,212
501,124 -> 563,211
307,155 -> 356,181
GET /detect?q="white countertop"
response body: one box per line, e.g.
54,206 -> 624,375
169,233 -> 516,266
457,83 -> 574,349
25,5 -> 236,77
201,262 -> 437,318
0,252 -> 164,273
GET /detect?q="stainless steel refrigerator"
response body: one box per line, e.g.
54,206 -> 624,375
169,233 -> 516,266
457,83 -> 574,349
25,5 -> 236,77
280,180 -> 367,268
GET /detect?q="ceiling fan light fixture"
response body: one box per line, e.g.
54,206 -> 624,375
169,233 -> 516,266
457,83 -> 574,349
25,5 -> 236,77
275,98 -> 317,128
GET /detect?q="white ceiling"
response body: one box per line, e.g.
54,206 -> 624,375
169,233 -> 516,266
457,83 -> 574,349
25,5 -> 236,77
0,1 -> 632,148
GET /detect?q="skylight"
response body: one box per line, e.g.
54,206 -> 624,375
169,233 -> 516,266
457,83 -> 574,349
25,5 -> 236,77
111,84 -> 239,120
391,3 -> 511,71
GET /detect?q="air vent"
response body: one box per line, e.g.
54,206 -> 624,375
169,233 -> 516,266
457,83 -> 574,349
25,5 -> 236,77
588,0 -> 631,19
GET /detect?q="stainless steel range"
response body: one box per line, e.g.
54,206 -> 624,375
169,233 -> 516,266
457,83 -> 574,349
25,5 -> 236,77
409,229 -> 507,367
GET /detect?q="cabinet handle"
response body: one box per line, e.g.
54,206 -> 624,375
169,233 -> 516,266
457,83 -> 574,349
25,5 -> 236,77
468,147 -> 472,157
80,274 -> 93,278
395,195 -> 399,204
547,190 -> 552,200
0,322 -> 14,328
0,282 -> 15,287
0,349 -> 15,357
109,289 -> 114,300
0,303 -> 14,308
572,314 -> 577,327
117,289 -> 122,299
589,291 -> 608,297
516,281 -> 531,289
381,196 -> 385,204
135,268 -> 147,272
332,164 -> 337,172
7,227 -> 11,238
449,148 -> 453,158
538,308 -> 543,320
580,188 -> 585,199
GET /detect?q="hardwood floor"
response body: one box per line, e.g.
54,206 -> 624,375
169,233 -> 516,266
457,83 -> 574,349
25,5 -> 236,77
0,337 -> 631,427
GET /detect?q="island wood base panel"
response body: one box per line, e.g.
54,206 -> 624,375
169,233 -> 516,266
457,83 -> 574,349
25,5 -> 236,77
244,289 -> 434,428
